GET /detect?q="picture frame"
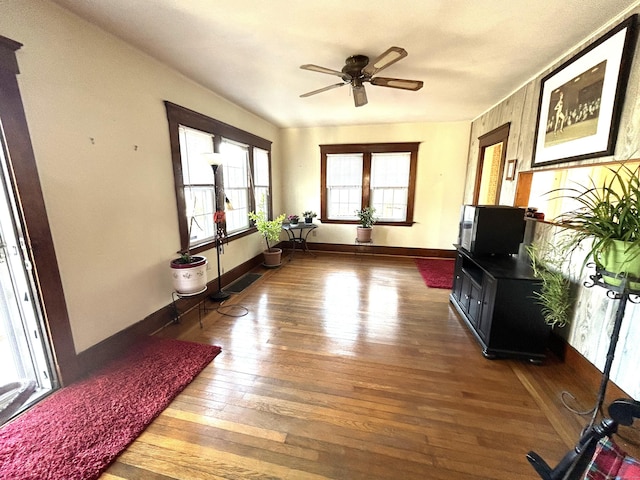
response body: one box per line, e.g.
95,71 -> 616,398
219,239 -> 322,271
532,15 -> 637,167
505,159 -> 517,181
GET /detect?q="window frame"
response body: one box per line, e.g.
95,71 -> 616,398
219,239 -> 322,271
165,101 -> 272,254
320,142 -> 419,226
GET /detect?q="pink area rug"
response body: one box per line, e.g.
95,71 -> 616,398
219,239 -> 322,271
415,258 -> 455,289
0,336 -> 221,480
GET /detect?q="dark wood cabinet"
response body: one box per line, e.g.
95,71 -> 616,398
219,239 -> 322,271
450,247 -> 550,362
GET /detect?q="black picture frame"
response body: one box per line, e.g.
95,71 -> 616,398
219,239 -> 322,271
532,15 -> 637,167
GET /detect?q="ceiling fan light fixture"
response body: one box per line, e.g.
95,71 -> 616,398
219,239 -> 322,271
352,83 -> 368,107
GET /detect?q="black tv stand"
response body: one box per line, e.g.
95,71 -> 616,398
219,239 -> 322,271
449,247 -> 550,362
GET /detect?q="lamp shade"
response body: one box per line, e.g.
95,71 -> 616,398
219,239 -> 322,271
203,152 -> 224,167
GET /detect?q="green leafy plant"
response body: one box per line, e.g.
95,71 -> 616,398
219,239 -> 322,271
173,216 -> 202,264
526,243 -> 573,328
551,164 -> 640,263
249,209 -> 286,252
355,206 -> 377,228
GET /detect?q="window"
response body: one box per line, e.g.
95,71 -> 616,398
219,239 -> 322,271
165,102 -> 272,253
321,143 -> 419,225
179,126 -> 216,245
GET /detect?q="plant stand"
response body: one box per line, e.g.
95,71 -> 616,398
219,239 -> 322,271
574,266 -> 640,430
527,264 -> 640,479
171,287 -> 207,328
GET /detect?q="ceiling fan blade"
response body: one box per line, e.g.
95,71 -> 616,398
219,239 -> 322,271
300,82 -> 346,98
300,64 -> 350,80
370,77 -> 424,91
363,46 -> 408,76
353,84 -> 368,107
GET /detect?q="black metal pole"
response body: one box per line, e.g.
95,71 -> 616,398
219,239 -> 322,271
586,284 -> 628,430
209,163 -> 230,302
209,234 -> 229,301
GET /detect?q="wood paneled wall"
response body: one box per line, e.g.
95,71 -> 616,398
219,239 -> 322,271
466,9 -> 640,399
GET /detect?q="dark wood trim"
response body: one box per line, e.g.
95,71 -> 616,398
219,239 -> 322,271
163,101 -> 273,255
287,241 -> 455,258
320,142 -> 419,224
0,37 -> 80,384
0,36 -> 22,74
473,123 -> 510,205
561,340 -> 630,400
76,251 -> 264,374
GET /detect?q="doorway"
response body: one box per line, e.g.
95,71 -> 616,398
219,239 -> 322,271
0,126 -> 57,412
473,123 -> 510,205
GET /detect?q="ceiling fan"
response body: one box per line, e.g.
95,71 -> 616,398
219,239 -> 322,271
299,46 -> 423,107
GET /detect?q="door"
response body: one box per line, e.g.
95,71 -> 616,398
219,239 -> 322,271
473,123 -> 510,205
0,126 -> 56,409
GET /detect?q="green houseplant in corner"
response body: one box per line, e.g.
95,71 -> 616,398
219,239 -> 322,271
355,206 -> 377,243
249,209 -> 286,267
551,163 -> 640,290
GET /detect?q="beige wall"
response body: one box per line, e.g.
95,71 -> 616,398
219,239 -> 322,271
1,1 -> 280,352
280,122 -> 470,250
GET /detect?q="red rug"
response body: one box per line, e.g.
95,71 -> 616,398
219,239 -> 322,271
415,258 -> 455,289
0,336 -> 221,480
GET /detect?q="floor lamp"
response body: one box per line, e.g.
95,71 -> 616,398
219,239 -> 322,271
207,153 -> 230,302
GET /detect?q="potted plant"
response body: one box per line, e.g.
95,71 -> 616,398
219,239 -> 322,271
287,214 -> 299,225
170,217 -> 208,294
526,243 -> 573,328
302,210 -> 317,224
551,163 -> 640,289
355,206 -> 377,243
249,209 -> 286,266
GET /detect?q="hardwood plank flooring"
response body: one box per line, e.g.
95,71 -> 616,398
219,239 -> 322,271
102,252 -> 639,479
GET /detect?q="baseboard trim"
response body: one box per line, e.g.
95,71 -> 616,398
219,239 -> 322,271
561,341 -> 630,401
75,252 -> 263,375
282,241 -> 456,258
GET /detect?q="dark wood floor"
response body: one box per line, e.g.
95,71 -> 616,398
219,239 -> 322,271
102,252 -> 638,480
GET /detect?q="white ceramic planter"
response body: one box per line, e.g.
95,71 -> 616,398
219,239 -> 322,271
170,256 -> 208,294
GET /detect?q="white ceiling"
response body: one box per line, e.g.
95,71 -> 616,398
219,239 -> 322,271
52,0 -> 639,128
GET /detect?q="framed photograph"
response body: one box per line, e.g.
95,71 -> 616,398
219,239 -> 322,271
505,159 -> 517,181
532,15 -> 637,167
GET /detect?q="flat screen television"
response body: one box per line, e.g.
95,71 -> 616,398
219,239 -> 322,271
458,205 -> 525,255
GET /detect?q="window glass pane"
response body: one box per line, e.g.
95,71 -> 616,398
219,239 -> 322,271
184,186 -> 216,245
253,148 -> 269,186
253,148 -> 270,218
178,126 -> 215,186
328,187 -> 361,219
221,140 -> 249,233
179,125 -> 216,248
371,187 -> 408,221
